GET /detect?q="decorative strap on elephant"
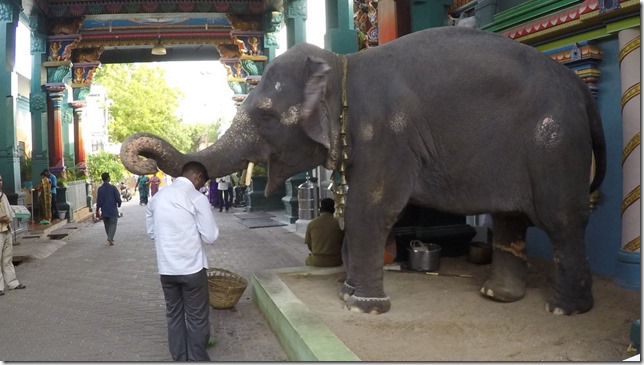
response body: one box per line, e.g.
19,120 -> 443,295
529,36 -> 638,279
493,241 -> 528,261
334,55 -> 349,230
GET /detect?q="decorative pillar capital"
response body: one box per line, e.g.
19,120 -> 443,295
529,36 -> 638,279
71,62 -> 100,90
46,34 -> 80,63
43,61 -> 72,84
286,0 -> 307,20
69,100 -> 86,110
264,11 -> 283,33
0,1 -> 18,23
72,86 -> 91,102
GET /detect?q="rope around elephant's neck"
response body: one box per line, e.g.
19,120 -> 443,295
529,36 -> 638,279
334,55 -> 349,230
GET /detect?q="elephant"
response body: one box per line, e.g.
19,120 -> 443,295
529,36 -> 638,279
120,26 -> 606,316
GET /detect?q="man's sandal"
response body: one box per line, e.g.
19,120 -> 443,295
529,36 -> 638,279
14,284 -> 26,289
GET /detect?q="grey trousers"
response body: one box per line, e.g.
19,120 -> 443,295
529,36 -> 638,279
102,216 -> 118,241
160,268 -> 211,361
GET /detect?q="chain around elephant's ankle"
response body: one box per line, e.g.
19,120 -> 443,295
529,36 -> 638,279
351,295 -> 391,302
342,281 -> 355,292
493,241 -> 528,261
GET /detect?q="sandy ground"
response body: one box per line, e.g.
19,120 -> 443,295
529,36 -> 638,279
280,256 -> 640,361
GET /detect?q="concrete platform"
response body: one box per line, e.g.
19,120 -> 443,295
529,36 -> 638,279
251,266 -> 360,361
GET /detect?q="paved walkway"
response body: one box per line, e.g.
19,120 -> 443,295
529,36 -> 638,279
0,196 -> 310,361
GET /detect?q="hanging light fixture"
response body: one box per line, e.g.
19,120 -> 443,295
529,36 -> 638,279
151,35 -> 166,56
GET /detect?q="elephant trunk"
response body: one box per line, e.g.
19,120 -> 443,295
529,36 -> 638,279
120,121 -> 261,181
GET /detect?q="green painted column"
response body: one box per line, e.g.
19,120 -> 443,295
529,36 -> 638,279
285,0 -> 307,48
324,0 -> 357,53
0,1 -> 20,195
263,11 -> 283,61
62,90 -> 75,170
29,14 -> 48,189
411,0 -> 453,31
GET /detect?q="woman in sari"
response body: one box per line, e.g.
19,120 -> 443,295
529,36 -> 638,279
36,172 -> 52,223
135,175 -> 150,205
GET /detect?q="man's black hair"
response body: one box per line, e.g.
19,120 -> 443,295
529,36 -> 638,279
320,198 -> 336,214
182,161 -> 209,182
101,172 -> 110,182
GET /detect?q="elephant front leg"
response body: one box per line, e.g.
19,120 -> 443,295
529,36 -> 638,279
339,239 -> 356,302
341,221 -> 391,314
480,215 -> 528,302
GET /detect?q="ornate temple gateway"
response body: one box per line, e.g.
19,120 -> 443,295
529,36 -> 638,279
0,0 -> 639,287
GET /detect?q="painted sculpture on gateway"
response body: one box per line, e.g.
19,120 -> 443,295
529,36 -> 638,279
120,27 -> 606,316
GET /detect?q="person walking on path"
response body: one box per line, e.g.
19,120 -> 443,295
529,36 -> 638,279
96,172 -> 122,246
146,161 -> 219,361
43,169 -> 60,220
0,173 -> 26,296
149,174 -> 161,197
135,174 -> 150,205
216,175 -> 231,212
304,198 -> 344,267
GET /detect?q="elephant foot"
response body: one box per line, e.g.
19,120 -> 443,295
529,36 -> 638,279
345,294 -> 391,314
545,294 -> 593,315
480,249 -> 527,302
339,281 -> 355,302
545,272 -> 593,315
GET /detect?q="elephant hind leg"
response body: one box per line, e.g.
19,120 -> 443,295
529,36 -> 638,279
543,222 -> 593,315
480,214 -> 529,302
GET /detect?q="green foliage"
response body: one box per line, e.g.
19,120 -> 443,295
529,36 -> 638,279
20,152 -> 32,181
94,63 -> 193,152
253,163 -> 267,176
86,151 -> 128,184
181,121 -> 222,152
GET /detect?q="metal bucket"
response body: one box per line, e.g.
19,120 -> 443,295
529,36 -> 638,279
407,240 -> 441,272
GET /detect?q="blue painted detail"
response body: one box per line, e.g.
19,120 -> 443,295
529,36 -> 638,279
614,250 -> 641,290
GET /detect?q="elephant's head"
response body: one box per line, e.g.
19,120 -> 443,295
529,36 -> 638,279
121,43 -> 345,196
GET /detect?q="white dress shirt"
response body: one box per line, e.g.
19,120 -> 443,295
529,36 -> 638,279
217,175 -> 230,190
146,177 -> 219,275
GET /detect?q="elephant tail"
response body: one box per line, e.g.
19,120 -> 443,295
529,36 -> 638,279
587,96 -> 606,195
120,132 -> 187,177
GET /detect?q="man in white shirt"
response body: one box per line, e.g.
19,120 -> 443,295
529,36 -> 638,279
216,175 -> 231,212
0,174 -> 26,296
146,162 -> 219,361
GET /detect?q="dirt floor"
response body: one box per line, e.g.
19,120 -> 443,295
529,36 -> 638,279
280,256 -> 640,362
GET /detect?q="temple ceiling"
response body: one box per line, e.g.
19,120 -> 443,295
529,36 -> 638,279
21,0 -> 284,63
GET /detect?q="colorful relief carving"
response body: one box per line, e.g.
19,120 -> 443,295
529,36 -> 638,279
49,17 -> 83,35
226,13 -> 262,31
50,2 -> 266,17
545,42 -> 603,98
502,0 -> 637,42
354,0 -> 378,49
46,36 -> 80,62
71,63 -> 100,87
72,47 -> 104,63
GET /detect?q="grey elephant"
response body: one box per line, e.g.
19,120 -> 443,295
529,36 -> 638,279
120,27 -> 606,315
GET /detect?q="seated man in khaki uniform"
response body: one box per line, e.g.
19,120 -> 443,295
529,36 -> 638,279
304,198 -> 344,267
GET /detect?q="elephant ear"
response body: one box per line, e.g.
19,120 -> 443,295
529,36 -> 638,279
301,57 -> 331,149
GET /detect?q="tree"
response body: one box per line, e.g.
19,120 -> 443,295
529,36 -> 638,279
93,64 -> 192,152
182,120 -> 222,152
86,151 -> 127,184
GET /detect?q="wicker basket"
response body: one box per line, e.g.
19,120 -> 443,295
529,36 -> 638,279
207,268 -> 248,309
